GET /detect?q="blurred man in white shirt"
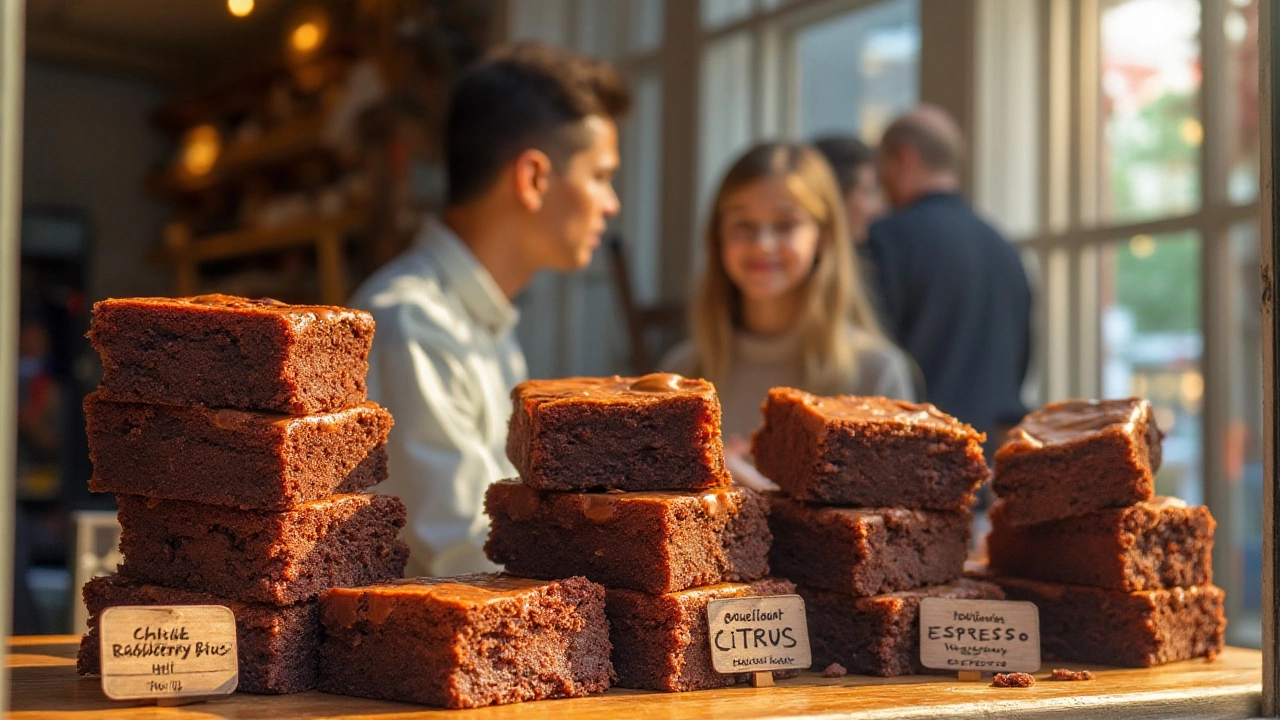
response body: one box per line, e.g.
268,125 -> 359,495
350,44 -> 629,576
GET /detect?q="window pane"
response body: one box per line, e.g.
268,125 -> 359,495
1098,0 -> 1201,224
1225,0 -> 1260,204
795,0 -> 919,142
698,32 -> 755,216
1225,222 -> 1262,646
626,0 -> 664,55
1099,231 -> 1202,503
619,72 -> 663,304
701,0 -> 754,31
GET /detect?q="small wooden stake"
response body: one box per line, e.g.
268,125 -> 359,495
752,671 -> 774,687
958,670 -> 983,682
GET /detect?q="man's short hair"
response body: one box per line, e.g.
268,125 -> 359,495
445,42 -> 630,206
879,105 -> 965,174
812,135 -> 875,196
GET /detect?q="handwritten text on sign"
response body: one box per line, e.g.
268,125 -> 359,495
919,598 -> 1041,673
706,595 -> 812,674
99,605 -> 238,700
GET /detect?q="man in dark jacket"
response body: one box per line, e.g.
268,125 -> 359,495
867,105 -> 1032,439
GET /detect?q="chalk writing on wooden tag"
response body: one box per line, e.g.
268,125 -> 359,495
706,594 -> 812,674
99,605 -> 238,700
919,598 -> 1040,673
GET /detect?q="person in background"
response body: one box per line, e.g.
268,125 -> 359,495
868,104 -> 1031,440
350,43 -> 629,576
812,135 -> 885,245
662,142 -> 915,480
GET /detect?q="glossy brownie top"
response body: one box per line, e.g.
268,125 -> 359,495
1003,398 -> 1153,450
766,387 -> 974,433
512,373 -> 714,405
489,480 -> 754,522
321,574 -> 592,624
94,294 -> 373,326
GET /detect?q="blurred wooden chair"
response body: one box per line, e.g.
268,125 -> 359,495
606,236 -> 686,374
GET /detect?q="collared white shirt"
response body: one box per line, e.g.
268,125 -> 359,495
350,217 -> 527,577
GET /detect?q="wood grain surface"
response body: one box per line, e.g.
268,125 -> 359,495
8,636 -> 1261,719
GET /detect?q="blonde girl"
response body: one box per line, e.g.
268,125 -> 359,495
661,141 -> 915,442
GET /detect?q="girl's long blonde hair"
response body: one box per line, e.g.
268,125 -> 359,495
691,141 -> 886,395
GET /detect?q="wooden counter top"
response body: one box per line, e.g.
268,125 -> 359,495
8,636 -> 1262,719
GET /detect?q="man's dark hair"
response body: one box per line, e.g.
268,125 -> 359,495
878,105 -> 965,174
812,135 -> 875,196
444,42 -> 630,206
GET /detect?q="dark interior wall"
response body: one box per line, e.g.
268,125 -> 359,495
21,61 -> 170,300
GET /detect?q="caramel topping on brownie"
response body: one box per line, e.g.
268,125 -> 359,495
775,388 -> 964,431
514,373 -> 711,402
1006,398 -> 1152,449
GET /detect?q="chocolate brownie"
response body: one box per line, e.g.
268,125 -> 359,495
980,574 -> 1225,667
751,389 -> 988,510
799,580 -> 1005,677
606,579 -> 797,692
993,398 -> 1161,525
768,495 -> 970,596
118,493 -> 408,605
76,574 -> 319,694
318,574 -> 612,708
89,295 -> 374,414
85,392 -> 392,510
987,497 -> 1214,591
506,374 -> 730,491
484,480 -> 769,594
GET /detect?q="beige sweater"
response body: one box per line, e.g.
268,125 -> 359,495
658,325 -> 917,441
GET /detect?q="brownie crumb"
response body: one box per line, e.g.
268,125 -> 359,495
1206,648 -> 1219,662
1051,668 -> 1094,681
992,672 -> 1035,688
822,663 -> 848,678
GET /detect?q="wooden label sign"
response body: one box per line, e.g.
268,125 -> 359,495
918,598 -> 1041,674
99,605 -> 238,700
706,594 -> 811,675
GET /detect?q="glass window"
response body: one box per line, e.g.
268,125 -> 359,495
1098,0 -> 1202,223
701,0 -> 755,31
1225,222 -> 1263,646
619,72 -> 663,304
794,0 -> 919,142
1225,0 -> 1260,205
1099,231 -> 1202,503
698,31 -> 755,215
626,0 -> 664,55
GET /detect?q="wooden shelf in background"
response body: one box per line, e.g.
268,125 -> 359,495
147,114 -> 336,197
8,637 -> 1262,720
155,208 -> 367,305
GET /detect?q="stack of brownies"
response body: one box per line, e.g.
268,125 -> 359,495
752,387 -> 1003,676
74,295 -> 409,694
979,398 -> 1225,666
483,373 -> 793,692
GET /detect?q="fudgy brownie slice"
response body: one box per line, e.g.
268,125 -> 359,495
118,493 -> 408,605
979,574 -> 1225,667
992,398 -> 1161,525
318,574 -> 612,708
506,374 -> 730,491
89,295 -> 374,414
86,392 -> 392,510
484,480 -> 769,594
987,498 -> 1214,591
76,574 -> 319,694
768,495 -> 970,596
607,579 -> 797,692
800,579 -> 1005,677
751,388 -> 988,510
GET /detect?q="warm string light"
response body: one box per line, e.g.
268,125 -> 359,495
227,0 -> 254,18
